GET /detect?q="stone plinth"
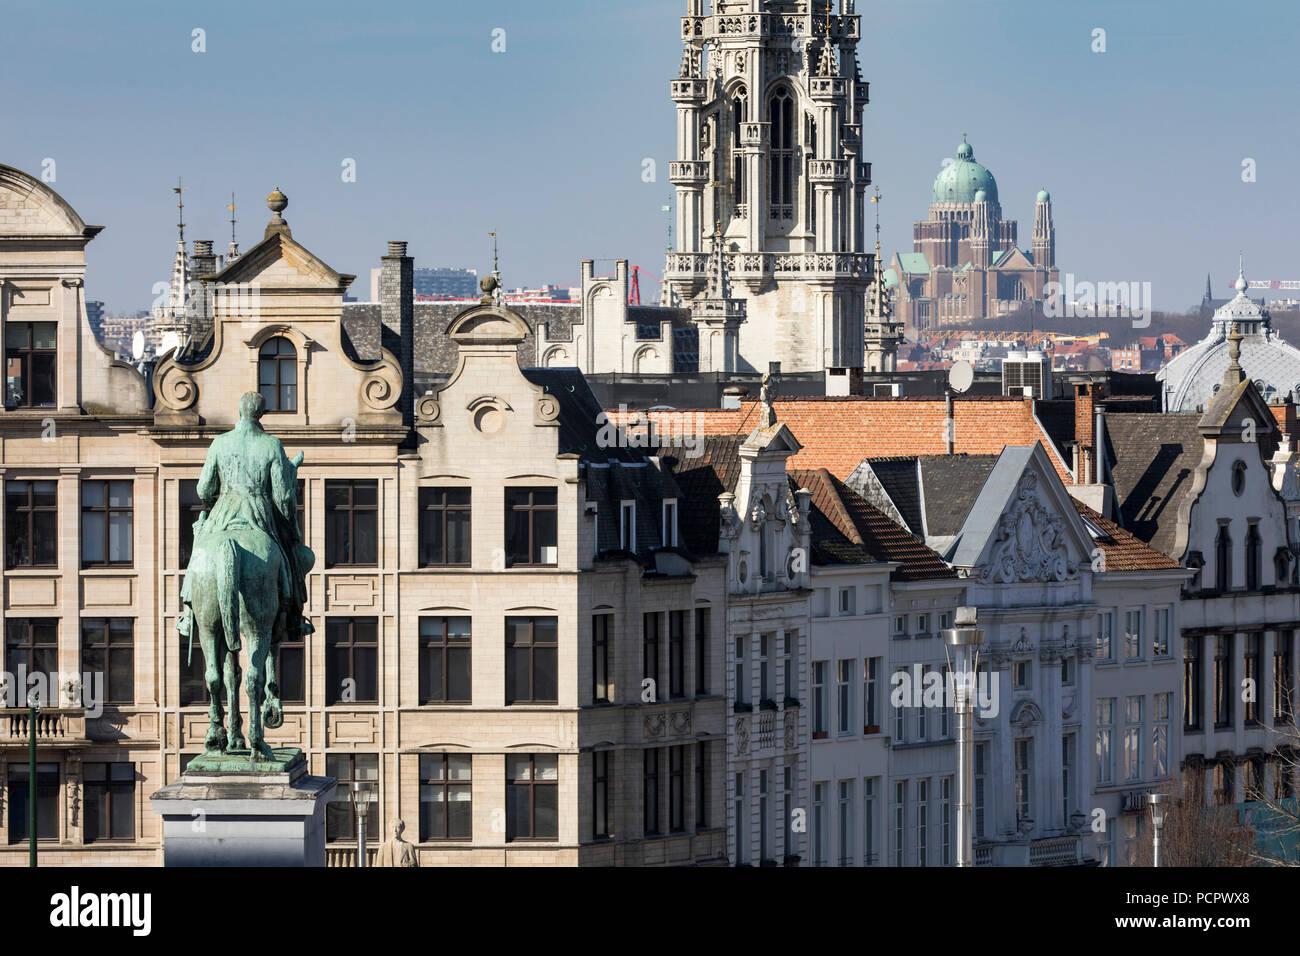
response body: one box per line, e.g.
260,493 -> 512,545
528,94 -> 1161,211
150,749 -> 336,867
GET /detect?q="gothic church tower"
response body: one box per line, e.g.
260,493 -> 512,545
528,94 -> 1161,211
665,0 -> 873,383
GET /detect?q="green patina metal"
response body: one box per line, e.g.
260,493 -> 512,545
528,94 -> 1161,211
184,747 -> 306,775
178,392 -> 315,764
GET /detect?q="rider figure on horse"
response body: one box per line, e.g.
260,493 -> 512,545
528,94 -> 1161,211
177,391 -> 314,648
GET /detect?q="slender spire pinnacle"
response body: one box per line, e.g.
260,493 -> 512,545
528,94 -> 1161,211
488,232 -> 504,304
226,192 -> 240,262
1226,321 -> 1245,384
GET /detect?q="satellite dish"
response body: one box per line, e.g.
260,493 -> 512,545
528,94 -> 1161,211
948,360 -> 974,395
131,330 -> 145,361
158,331 -> 181,358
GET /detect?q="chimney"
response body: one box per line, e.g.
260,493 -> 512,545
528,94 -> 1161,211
848,366 -> 865,396
189,240 -> 219,344
380,241 -> 415,431
1074,382 -> 1096,484
1269,398 -> 1298,443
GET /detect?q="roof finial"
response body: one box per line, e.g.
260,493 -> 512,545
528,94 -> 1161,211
1235,252 -> 1249,295
1227,320 -> 1244,380
226,191 -> 240,261
264,186 -> 290,239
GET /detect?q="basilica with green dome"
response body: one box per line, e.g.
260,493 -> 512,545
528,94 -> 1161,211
886,137 -> 1058,330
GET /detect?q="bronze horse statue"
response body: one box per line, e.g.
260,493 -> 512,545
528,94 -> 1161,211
181,393 -> 314,761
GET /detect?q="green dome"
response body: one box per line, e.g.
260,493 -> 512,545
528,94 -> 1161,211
1037,188 -> 1051,203
932,139 -> 999,205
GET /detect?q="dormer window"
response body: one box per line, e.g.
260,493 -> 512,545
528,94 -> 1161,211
662,499 -> 678,549
258,337 -> 297,412
5,321 -> 56,409
620,500 -> 636,552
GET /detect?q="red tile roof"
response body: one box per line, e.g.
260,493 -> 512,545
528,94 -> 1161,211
610,397 -> 1074,483
1073,500 -> 1183,572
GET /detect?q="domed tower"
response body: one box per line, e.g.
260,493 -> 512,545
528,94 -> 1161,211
915,137 -> 1011,269
664,0 -> 873,380
1033,188 -> 1055,270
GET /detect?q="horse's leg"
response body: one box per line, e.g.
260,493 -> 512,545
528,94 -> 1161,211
246,624 -> 274,761
225,647 -> 246,752
261,606 -> 285,731
200,615 -> 226,753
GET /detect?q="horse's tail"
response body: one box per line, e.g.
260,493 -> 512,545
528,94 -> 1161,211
218,537 -> 241,654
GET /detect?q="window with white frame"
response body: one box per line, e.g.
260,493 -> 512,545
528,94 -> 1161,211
661,499 -> 677,548
940,776 -> 953,865
837,780 -> 854,866
916,666 -> 930,741
1154,607 -> 1171,657
1125,609 -> 1144,660
863,777 -> 878,866
620,500 -> 636,552
863,658 -> 880,732
1097,610 -> 1115,662
782,766 -> 793,859
916,613 -> 929,636
812,782 -> 827,866
759,635 -> 771,704
836,659 -> 853,735
916,778 -> 929,867
781,632 -> 793,702
1153,693 -> 1170,778
1097,698 -> 1116,785
1013,659 -> 1030,689
939,611 -> 952,631
893,780 -> 906,867
734,772 -> 748,865
734,637 -> 748,707
1125,696 -> 1144,782
974,744 -> 987,838
939,665 -> 951,738
838,587 -> 856,616
812,661 -> 828,736
893,615 -> 908,638
1062,734 -> 1075,822
758,769 -> 769,863
893,668 -> 907,742
1014,739 -> 1032,824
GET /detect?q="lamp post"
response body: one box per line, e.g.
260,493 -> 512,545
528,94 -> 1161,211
941,606 -> 986,868
352,780 -> 375,868
1149,793 -> 1169,868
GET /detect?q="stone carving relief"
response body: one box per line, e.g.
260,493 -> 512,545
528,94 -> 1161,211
735,715 -> 750,756
977,472 -> 1076,584
644,712 -> 667,739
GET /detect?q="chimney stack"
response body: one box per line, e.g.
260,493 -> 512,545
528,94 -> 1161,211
380,241 -> 415,432
189,240 -> 220,345
1074,382 -> 1096,484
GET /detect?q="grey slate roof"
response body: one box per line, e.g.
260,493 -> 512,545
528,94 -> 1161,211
918,455 -> 1001,537
1103,412 -> 1203,557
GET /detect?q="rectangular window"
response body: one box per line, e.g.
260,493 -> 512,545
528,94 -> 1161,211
643,612 -> 661,692
1015,739 -> 1032,824
974,744 -> 987,839
506,616 -> 558,705
695,744 -> 709,829
1215,635 -> 1233,729
419,753 -> 471,842
178,479 -> 207,571
418,487 -> 471,567
5,321 -> 56,408
325,753 -> 378,843
893,780 -> 906,868
735,772 -> 750,865
1125,609 -> 1144,660
1185,636 -> 1203,731
7,762 -> 58,842
325,480 -> 378,567
325,618 -> 379,704
759,634 -> 771,704
1153,693 -> 1170,778
81,479 -> 133,567
276,613 -> 306,705
5,480 -> 57,568
592,613 -> 613,703
4,619 -> 57,691
1062,734 -> 1075,822
781,767 -> 794,860
419,616 -> 472,704
1245,634 -> 1261,725
939,665 -> 951,738
1096,610 -> 1115,662
662,499 -> 678,548
837,659 -> 853,735
506,754 -> 559,841
759,769 -> 770,862
894,615 -> 908,638
863,777 -> 878,866
1213,762 -> 1234,806
83,763 -> 135,842
916,778 -> 929,867
643,748 -> 660,836
812,661 -> 827,736
940,776 -> 953,866
669,611 -> 685,699
916,613 -> 929,636
894,668 -> 907,742
1096,698 -> 1115,785
838,779 -> 854,866
593,750 -> 613,840
863,657 -> 880,732
1154,607 -> 1172,657
781,631 -> 794,702
916,665 -> 930,741
1013,659 -> 1029,689
1275,631 -> 1294,724
734,638 -> 749,708
670,746 -> 686,833
619,500 -> 636,552
80,618 -> 134,704
838,587 -> 856,616
694,607 -> 709,695
812,781 -> 826,867
505,487 -> 558,567
1124,696 -> 1144,782
179,633 -> 206,707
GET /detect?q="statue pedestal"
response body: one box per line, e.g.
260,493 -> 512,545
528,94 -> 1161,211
150,749 -> 336,867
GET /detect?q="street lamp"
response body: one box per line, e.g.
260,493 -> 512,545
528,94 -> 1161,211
351,780 -> 375,868
941,606 -> 986,868
1149,793 -> 1169,868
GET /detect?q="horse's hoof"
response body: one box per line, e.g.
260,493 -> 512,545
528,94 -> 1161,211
227,734 -> 247,752
263,698 -> 284,730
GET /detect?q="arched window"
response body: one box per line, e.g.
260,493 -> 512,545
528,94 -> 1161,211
259,337 -> 297,412
1246,523 -> 1262,591
769,88 -> 795,212
730,87 -> 748,216
1215,524 -> 1232,592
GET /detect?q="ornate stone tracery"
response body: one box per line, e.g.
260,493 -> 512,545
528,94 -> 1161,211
977,472 -> 1076,584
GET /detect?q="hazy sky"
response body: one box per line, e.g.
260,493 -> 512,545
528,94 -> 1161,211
4,0 -> 1298,313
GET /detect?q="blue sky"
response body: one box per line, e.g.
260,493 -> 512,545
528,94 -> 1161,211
4,0 -> 1298,313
